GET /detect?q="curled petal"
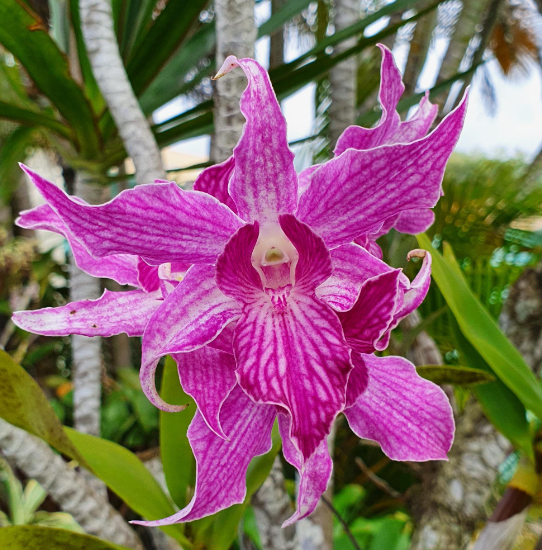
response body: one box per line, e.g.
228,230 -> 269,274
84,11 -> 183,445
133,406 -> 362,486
217,56 -> 298,223
21,166 -> 242,265
137,258 -> 160,292
296,92 -> 468,249
279,414 -> 332,526
140,265 -> 240,413
394,250 -> 432,322
345,353 -> 369,408
316,243 -> 399,312
339,270 -> 402,353
193,156 -> 237,213
132,386 -> 276,525
173,347 -> 237,439
17,204 -> 140,287
334,44 -> 403,156
345,354 -> 454,461
13,289 -> 161,337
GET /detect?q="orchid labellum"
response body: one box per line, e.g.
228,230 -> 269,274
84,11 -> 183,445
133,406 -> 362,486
13,45 -> 466,526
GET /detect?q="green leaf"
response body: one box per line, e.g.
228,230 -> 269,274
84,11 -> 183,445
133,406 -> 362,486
417,235 -> 542,423
126,0 -> 208,96
0,101 -> 72,140
160,356 -> 196,509
0,525 -> 130,550
450,317 -> 532,457
416,365 -> 495,386
0,126 -> 35,205
197,423 -> 282,550
257,0 -> 312,38
0,0 -> 100,157
64,427 -> 190,546
0,350 -> 89,469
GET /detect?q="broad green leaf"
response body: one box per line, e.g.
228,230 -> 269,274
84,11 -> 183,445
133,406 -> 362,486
0,126 -> 35,205
126,0 -> 208,96
0,525 -> 130,550
450,319 -> 532,457
139,23 -> 216,115
160,355 -> 196,509
0,0 -> 100,157
0,101 -> 73,140
416,365 -> 495,386
417,234 -> 542,421
0,350 -> 89,469
197,423 -> 282,550
118,0 -> 157,60
64,427 -> 190,546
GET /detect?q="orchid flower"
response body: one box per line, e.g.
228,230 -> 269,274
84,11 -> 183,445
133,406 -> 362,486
13,45 -> 465,526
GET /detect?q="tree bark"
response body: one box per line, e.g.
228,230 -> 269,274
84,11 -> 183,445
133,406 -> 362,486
213,0 -> 256,163
327,0 -> 358,149
79,0 -> 165,184
402,1 -> 437,95
0,419 -> 143,549
403,311 -> 510,550
269,0 -> 286,70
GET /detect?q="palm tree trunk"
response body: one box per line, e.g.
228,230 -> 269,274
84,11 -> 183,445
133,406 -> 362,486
327,0 -> 358,149
0,419 -> 143,549
213,0 -> 256,163
402,1 -> 437,95
79,0 -> 165,184
403,311 -> 511,550
269,0 -> 286,70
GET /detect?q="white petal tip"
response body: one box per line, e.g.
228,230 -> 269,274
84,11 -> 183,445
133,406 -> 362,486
407,249 -> 427,261
213,55 -> 240,80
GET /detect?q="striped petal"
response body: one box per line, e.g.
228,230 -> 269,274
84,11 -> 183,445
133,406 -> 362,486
393,208 -> 435,235
218,216 -> 352,460
21,165 -> 243,265
296,92 -> 468,249
140,264 -> 240,413
278,414 -> 332,526
137,258 -> 160,292
12,289 -> 161,337
173,347 -> 237,439
316,243 -> 397,312
345,353 -> 369,408
216,57 -> 298,223
133,386 -> 276,526
17,204 -> 140,287
345,354 -> 454,461
339,270 -> 403,353
193,155 -> 237,213
334,45 -> 402,156
389,93 -> 438,144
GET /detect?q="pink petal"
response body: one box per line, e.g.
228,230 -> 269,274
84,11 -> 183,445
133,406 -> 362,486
345,353 -> 369,408
193,156 -> 237,213
339,270 -> 402,353
297,164 -> 320,196
316,243 -> 398,312
334,44 -> 403,156
345,354 -> 454,461
17,204 -> 140,287
132,386 -> 276,526
173,347 -> 237,439
297,92 -> 468,248
393,250 -> 432,322
137,258 -> 160,292
218,217 -> 352,460
278,414 -> 332,526
12,289 -> 161,337
393,208 -> 435,235
216,57 -> 298,223
207,321 -> 236,354
140,264 -> 240,413
389,92 -> 438,144
21,165 -> 242,265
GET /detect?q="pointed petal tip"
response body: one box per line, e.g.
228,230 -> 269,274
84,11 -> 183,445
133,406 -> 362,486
213,55 -> 240,79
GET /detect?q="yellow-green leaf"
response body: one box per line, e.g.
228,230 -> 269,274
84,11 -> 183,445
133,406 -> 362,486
416,365 -> 495,386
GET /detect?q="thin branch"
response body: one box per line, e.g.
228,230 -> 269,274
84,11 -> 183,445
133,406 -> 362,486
320,495 -> 361,550
354,457 -> 401,499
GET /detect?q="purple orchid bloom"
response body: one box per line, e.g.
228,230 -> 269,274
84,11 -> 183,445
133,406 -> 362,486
13,45 -> 465,526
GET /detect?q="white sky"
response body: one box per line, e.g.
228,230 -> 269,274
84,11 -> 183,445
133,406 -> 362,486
162,2 -> 542,163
